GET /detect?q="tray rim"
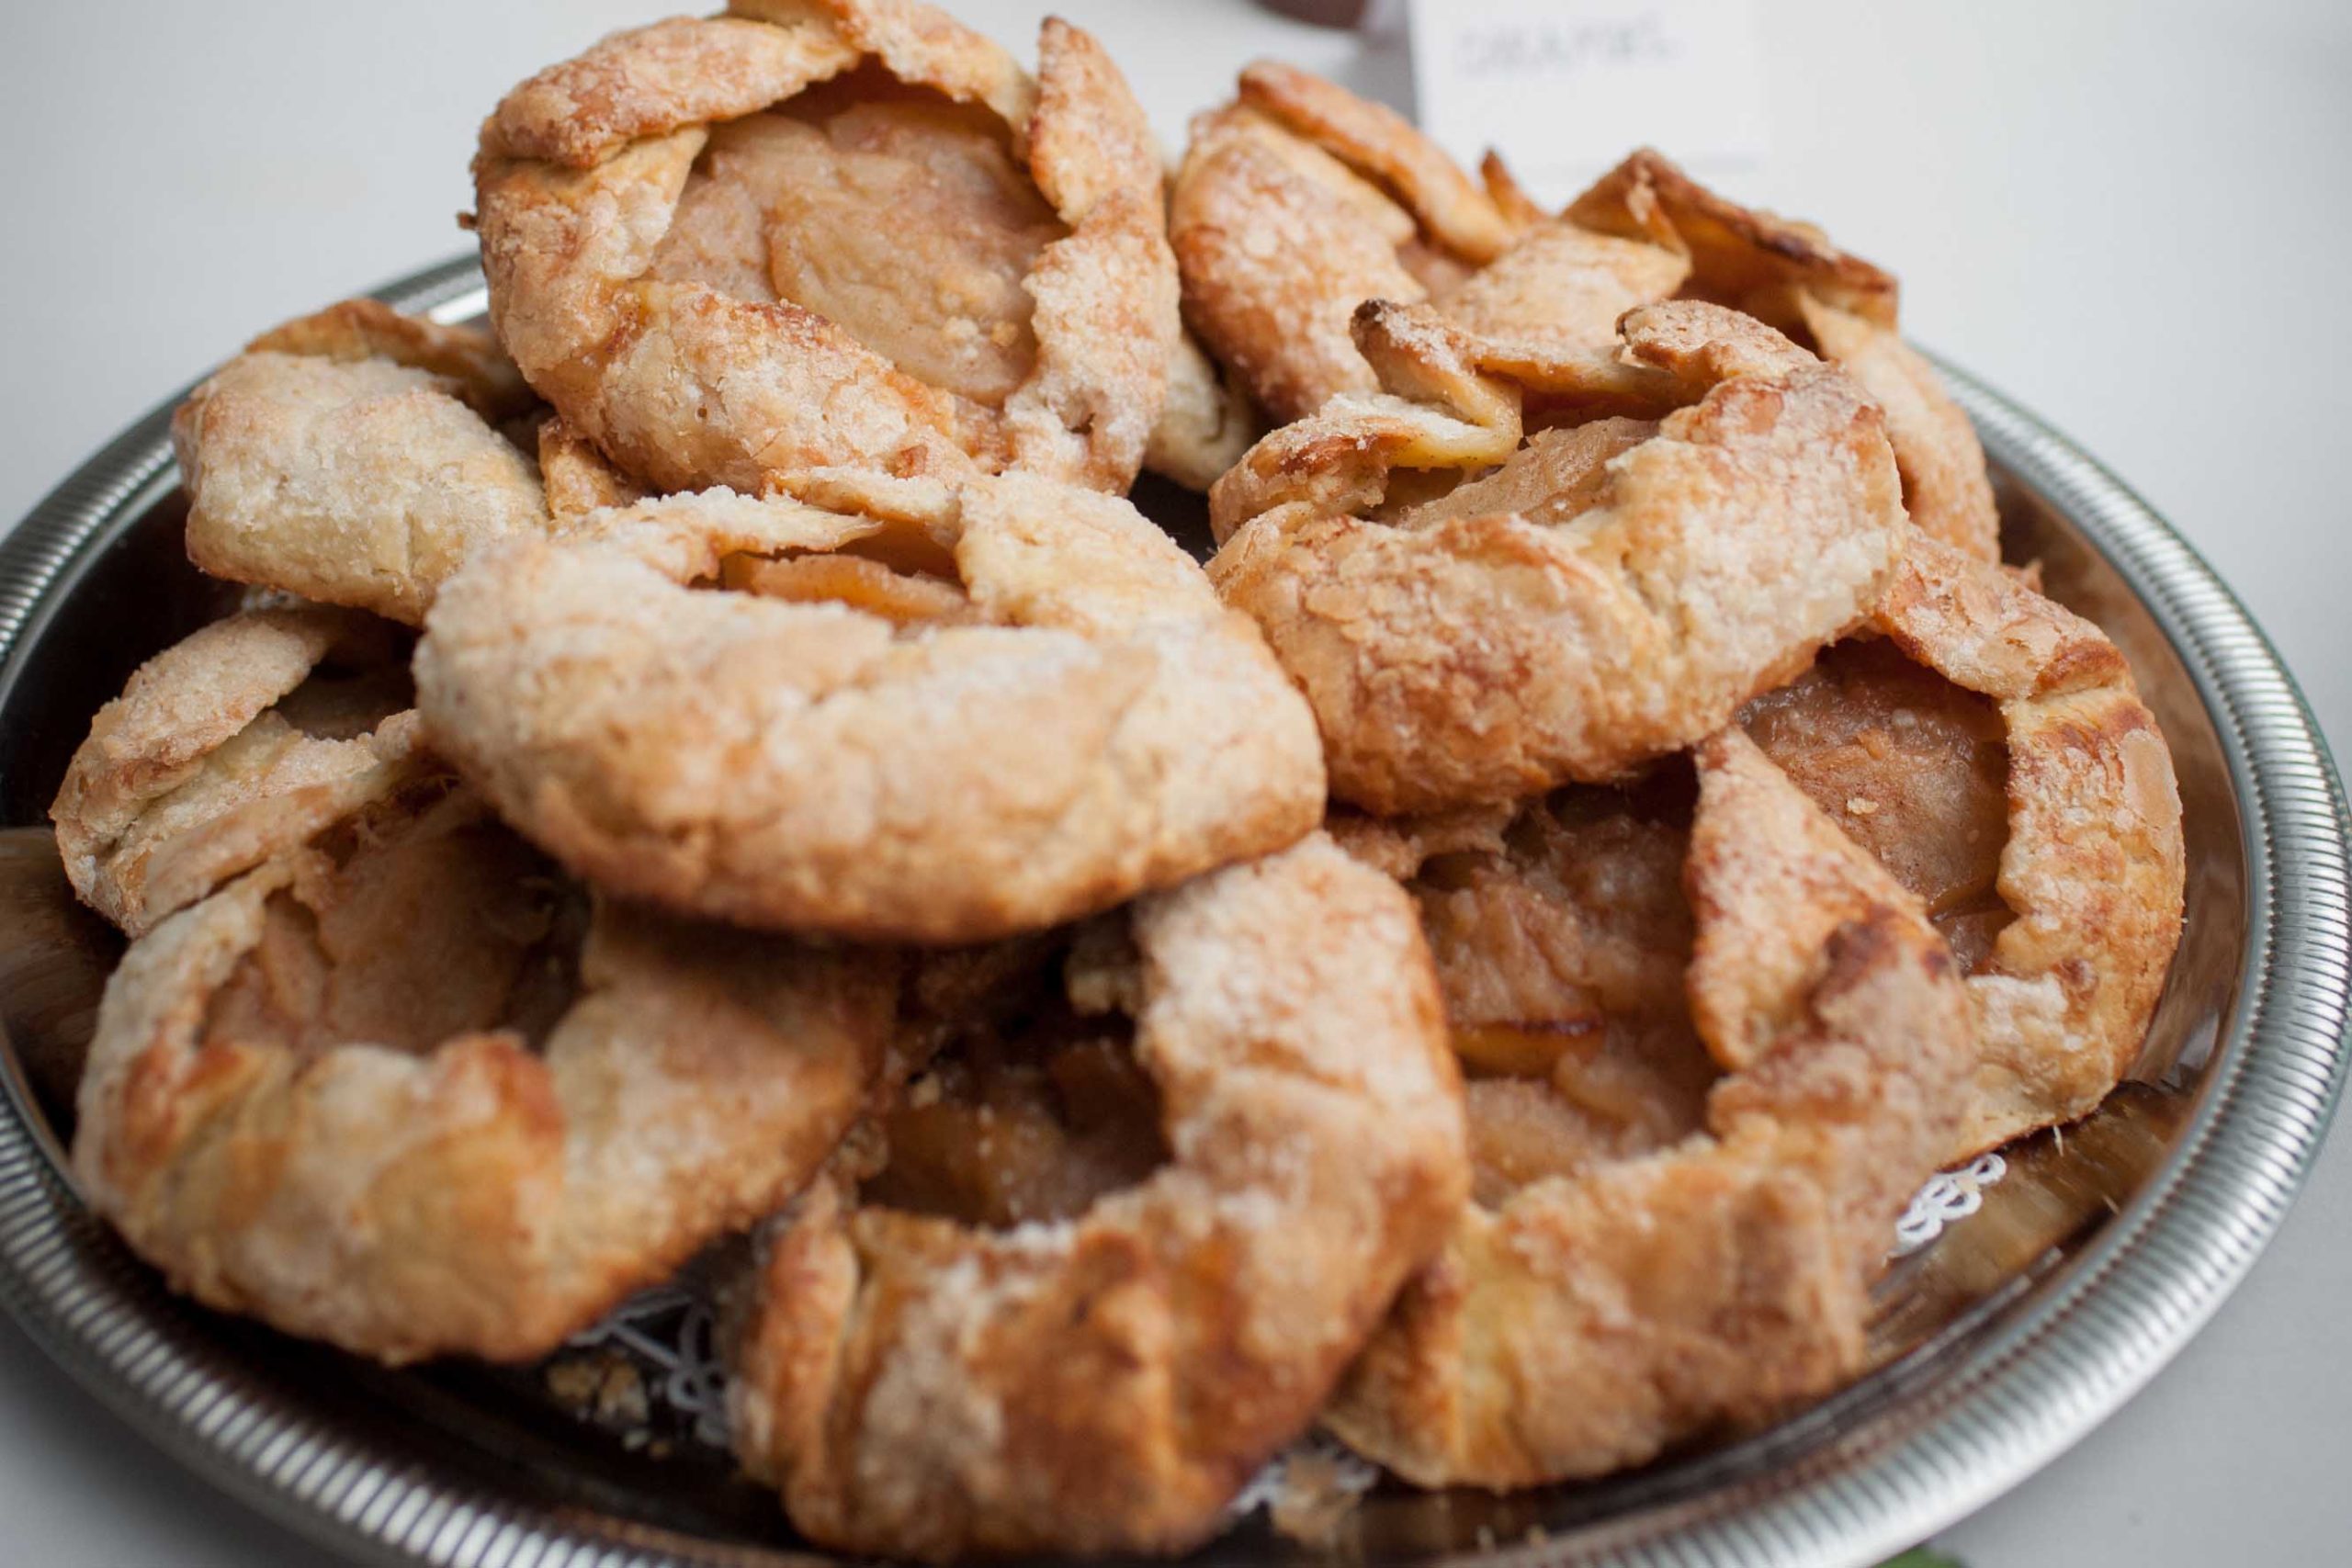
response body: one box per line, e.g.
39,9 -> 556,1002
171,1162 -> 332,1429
0,254 -> 2346,1568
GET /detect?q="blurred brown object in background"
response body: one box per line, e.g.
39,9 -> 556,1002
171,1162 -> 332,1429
1257,0 -> 1372,26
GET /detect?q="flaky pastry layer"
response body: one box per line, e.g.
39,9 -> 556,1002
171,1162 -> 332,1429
174,299 -> 549,625
1211,300 -> 1905,812
415,473 -> 1325,942
73,787 -> 899,1364
729,834 -> 1468,1555
51,604 -> 422,935
472,3 -> 1177,495
1325,730 -> 1973,1487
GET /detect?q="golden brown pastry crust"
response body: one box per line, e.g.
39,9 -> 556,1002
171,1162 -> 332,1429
1209,300 -> 1906,813
1171,101 -> 1422,424
1566,149 -> 1896,325
1237,62 -> 1518,264
1169,72 -> 1721,435
1142,330 -> 1258,491
243,298 -> 537,412
729,834 -> 1469,1556
414,473 -> 1326,943
1478,149 -> 1546,230
1431,218 -> 1690,367
174,302 -> 549,626
1170,65 -> 1532,425
472,5 -> 1176,495
51,605 -> 422,935
1566,150 -> 1999,559
1868,536 -> 2185,1155
1792,291 -> 2003,561
72,784 -> 899,1366
536,412 -> 648,524
1324,729 -> 1973,1487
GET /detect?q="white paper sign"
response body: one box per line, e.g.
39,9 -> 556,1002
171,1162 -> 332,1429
1407,0 -> 1769,208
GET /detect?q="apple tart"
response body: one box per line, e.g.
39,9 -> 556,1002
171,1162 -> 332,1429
73,779 -> 900,1364
1747,535 -> 2186,1156
1210,299 -> 1905,813
1326,730 -> 1973,1486
729,834 -> 1468,1555
414,472 -> 1325,942
472,2 -> 1178,498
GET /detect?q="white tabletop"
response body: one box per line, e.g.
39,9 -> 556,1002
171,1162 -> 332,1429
3,2 -> 2347,1562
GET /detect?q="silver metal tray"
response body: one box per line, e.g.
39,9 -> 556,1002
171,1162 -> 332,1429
1,255 -> 2346,1568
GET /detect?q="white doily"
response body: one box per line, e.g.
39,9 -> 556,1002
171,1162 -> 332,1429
558,1283 -> 729,1449
1890,1151 -> 2008,1258
1229,1435 -> 1383,1519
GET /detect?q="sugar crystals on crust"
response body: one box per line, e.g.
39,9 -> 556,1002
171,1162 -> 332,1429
472,3 -> 1178,496
1211,300 -> 1906,813
1567,150 -> 2000,559
174,299 -> 549,625
1747,536 -> 2187,1156
1324,731 -> 1973,1487
729,834 -> 1468,1556
414,472 -> 1327,942
51,603 -> 423,935
72,783 -> 901,1365
1170,63 -> 1554,426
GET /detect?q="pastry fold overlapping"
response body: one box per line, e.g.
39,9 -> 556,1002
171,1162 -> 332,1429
472,1 -> 1179,497
1325,730 -> 1973,1487
731,834 -> 1467,1557
74,782 -> 900,1364
413,472 -> 1325,942
1173,79 -> 1998,560
1211,300 -> 1907,813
